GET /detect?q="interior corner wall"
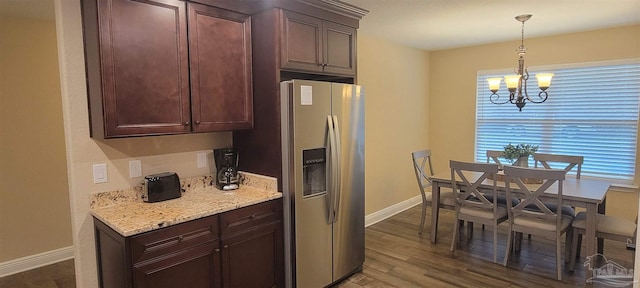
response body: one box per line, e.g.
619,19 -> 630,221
54,1 -> 232,287
0,15 -> 73,262
428,24 -> 640,221
356,34 -> 430,215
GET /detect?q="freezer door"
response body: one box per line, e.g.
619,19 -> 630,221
331,83 -> 365,281
286,80 -> 333,288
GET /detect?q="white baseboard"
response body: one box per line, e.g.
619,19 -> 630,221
0,246 -> 74,278
365,195 -> 421,227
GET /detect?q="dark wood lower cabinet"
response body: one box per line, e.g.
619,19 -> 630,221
94,199 -> 283,288
133,241 -> 221,288
222,222 -> 282,288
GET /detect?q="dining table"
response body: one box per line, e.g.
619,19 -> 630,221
429,170 -> 611,275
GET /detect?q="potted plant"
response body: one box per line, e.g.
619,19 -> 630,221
503,143 -> 539,167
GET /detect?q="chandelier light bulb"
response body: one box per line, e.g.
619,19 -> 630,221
504,75 -> 521,90
487,78 -> 502,92
536,73 -> 554,90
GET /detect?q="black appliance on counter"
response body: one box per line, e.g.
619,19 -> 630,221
214,147 -> 239,191
143,172 -> 181,203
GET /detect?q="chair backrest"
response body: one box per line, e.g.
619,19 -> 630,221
486,150 -> 505,165
533,153 -> 584,179
412,150 -> 435,199
449,160 -> 499,211
503,166 -> 566,223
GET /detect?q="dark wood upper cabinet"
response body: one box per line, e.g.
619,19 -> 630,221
82,0 -> 253,138
281,10 -> 356,76
188,3 -> 253,132
84,0 -> 191,137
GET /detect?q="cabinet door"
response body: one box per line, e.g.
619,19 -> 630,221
322,21 -> 356,76
133,241 -> 222,288
95,0 -> 191,137
188,3 -> 253,132
280,10 -> 323,73
220,222 -> 284,288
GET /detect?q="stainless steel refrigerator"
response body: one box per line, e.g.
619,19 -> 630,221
280,80 -> 365,288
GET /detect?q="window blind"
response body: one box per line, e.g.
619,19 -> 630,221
475,59 -> 640,183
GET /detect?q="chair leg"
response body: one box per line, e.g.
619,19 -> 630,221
556,235 -> 562,281
576,235 -> 583,257
467,222 -> 474,240
503,229 -> 513,266
450,216 -> 459,252
570,232 -> 580,272
493,222 -> 498,264
419,201 -> 427,235
564,228 -> 573,263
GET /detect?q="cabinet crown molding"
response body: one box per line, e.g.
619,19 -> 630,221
297,0 -> 368,19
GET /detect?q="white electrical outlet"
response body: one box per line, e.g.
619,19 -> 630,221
93,163 -> 108,184
197,152 -> 207,168
129,160 -> 142,178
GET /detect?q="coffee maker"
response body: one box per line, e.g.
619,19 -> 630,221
214,147 -> 239,191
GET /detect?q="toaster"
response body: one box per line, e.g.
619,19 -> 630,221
143,172 -> 181,203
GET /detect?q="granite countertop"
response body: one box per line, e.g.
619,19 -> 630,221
90,172 -> 281,237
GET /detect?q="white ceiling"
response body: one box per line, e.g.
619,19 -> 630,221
340,0 -> 640,51
2,0 -> 639,51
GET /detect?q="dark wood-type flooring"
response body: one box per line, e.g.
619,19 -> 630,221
0,259 -> 75,288
0,206 -> 634,287
338,206 -> 634,288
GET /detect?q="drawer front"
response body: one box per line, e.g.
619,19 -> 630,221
131,215 -> 219,264
221,199 -> 282,236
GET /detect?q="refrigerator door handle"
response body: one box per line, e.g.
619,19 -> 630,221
332,115 -> 342,223
326,115 -> 338,224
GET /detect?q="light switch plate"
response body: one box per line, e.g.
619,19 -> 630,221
197,152 -> 207,168
129,160 -> 142,178
93,163 -> 107,184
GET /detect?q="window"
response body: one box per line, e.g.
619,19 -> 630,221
475,59 -> 640,183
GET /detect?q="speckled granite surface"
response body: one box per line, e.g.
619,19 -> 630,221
90,171 -> 280,237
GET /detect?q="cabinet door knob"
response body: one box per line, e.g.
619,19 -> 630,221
223,244 -> 229,249
214,248 -> 220,252
195,120 -> 200,124
184,121 -> 190,125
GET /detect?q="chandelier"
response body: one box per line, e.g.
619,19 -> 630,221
488,14 -> 554,111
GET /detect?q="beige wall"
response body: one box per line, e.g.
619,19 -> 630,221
357,35 -> 430,214
429,24 -> 640,221
55,1 -> 232,287
0,15 -> 73,262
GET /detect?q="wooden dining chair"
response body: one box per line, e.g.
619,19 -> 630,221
534,153 -> 584,179
531,153 -> 583,238
502,166 -> 573,280
486,150 -> 506,166
449,160 -> 507,263
481,150 -> 519,232
412,149 -> 456,235
569,213 -> 637,271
